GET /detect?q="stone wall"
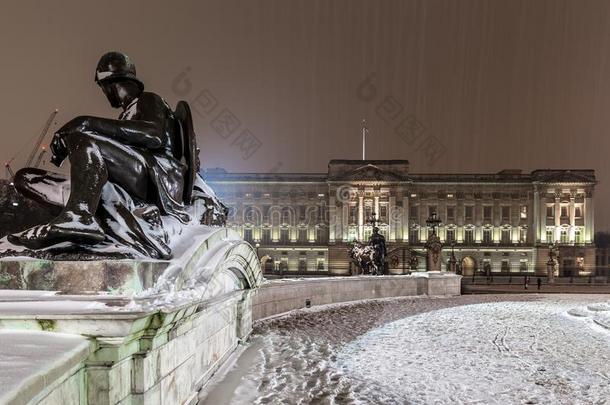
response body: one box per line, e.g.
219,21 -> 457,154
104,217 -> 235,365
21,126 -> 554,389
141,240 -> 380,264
252,272 -> 462,321
0,289 -> 254,405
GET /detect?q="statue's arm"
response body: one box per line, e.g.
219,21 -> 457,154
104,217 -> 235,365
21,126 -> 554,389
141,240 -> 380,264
77,117 -> 164,149
57,93 -> 167,149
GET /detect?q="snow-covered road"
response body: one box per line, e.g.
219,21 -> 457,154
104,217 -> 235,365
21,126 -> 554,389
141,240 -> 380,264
199,295 -> 610,405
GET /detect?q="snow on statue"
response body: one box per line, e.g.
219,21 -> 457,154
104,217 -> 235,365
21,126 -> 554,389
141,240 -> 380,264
0,51 -> 227,260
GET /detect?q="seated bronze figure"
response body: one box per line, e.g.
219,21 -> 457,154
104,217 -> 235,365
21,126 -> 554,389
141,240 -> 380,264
6,52 -> 226,259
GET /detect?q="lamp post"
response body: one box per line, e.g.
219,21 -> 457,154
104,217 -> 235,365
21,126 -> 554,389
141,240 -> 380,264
254,242 -> 262,272
448,242 -> 457,273
547,243 -> 557,284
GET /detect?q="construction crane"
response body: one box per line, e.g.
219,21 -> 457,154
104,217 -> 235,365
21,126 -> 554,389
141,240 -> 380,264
4,159 -> 15,183
33,146 -> 47,168
4,109 -> 58,181
25,109 -> 58,168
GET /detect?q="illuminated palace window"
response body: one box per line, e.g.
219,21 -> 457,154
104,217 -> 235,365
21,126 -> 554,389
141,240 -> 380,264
409,228 -> 419,244
575,228 -> 582,244
483,228 -> 492,244
520,205 -> 527,219
560,229 -> 568,243
378,226 -> 388,237
519,227 -> 527,243
280,228 -> 289,244
317,257 -> 325,270
379,205 -> 388,222
520,260 -> 528,271
298,228 -> 307,243
262,228 -> 271,244
501,228 -> 511,244
560,205 -> 569,218
446,228 -> 455,243
349,205 -> 357,224
464,228 -> 474,244
575,205 -> 583,218
316,227 -> 328,244
546,228 -> 554,242
546,205 -> 554,218
364,227 -> 372,241
501,259 -> 510,272
348,226 -> 358,241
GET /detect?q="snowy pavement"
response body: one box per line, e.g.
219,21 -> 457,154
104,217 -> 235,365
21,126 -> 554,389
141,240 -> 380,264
199,294 -> 610,405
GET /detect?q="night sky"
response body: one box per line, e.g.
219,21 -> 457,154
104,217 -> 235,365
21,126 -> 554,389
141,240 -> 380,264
1,0 -> 609,229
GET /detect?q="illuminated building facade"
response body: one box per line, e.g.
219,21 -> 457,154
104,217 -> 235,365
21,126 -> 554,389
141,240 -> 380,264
205,160 -> 597,277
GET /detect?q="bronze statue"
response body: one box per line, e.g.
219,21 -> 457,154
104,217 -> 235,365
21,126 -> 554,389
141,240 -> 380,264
368,226 -> 387,274
348,226 -> 387,275
6,52 -> 226,259
424,212 -> 443,271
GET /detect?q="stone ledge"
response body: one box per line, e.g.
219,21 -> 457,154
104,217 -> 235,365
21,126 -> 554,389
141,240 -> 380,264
0,330 -> 92,405
252,273 -> 462,321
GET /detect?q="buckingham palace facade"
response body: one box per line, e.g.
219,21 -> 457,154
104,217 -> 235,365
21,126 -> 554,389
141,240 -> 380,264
205,160 -> 597,277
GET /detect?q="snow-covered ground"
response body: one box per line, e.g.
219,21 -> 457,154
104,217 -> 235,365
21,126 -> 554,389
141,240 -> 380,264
338,296 -> 610,404
199,295 -> 610,405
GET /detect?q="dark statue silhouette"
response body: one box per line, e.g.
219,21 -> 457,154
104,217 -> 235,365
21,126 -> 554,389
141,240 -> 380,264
5,52 -> 227,259
368,226 -> 387,272
348,226 -> 387,275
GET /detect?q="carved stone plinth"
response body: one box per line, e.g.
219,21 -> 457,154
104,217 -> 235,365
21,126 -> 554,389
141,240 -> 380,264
425,234 -> 443,272
0,228 -> 261,296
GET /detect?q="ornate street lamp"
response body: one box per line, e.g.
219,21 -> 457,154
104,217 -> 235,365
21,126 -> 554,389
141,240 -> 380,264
426,212 -> 442,236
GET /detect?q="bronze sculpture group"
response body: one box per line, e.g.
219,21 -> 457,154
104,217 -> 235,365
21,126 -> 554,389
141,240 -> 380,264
4,52 -> 227,259
349,212 -> 448,274
348,226 -> 388,275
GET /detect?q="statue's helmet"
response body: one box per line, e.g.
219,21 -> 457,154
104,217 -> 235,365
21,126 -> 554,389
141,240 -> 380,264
94,51 -> 144,90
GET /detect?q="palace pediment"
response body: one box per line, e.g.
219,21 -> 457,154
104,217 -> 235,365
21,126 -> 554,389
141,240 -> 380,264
327,160 -> 409,182
532,170 -> 596,184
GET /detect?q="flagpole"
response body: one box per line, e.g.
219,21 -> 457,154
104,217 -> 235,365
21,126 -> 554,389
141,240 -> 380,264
362,118 -> 367,160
